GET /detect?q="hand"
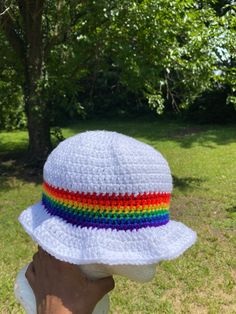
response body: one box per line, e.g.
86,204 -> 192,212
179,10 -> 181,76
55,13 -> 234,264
25,247 -> 115,314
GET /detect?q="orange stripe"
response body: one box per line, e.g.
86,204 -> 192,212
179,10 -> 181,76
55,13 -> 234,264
43,189 -> 169,213
43,182 -> 171,208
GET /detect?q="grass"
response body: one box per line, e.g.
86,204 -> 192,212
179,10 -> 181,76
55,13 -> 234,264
0,117 -> 236,313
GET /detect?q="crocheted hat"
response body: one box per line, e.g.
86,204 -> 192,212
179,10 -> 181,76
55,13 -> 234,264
19,131 -> 196,265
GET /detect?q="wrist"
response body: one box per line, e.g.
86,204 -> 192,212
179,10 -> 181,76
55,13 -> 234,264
37,295 -> 72,314
37,294 -> 93,314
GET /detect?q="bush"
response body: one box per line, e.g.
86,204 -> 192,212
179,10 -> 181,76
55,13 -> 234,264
0,81 -> 26,130
185,86 -> 236,124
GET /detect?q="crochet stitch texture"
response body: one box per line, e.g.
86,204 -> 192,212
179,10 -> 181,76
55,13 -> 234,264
19,130 -> 197,265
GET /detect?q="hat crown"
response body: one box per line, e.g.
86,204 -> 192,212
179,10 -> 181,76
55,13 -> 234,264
43,130 -> 172,195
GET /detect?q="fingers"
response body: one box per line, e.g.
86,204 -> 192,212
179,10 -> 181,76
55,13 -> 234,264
25,262 -> 36,289
91,276 -> 115,301
99,276 -> 115,294
32,251 -> 41,272
38,246 -> 71,269
38,246 -> 51,260
28,248 -> 49,282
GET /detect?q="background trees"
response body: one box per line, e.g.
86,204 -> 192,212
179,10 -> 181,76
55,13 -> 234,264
0,1 -> 84,161
0,0 -> 235,161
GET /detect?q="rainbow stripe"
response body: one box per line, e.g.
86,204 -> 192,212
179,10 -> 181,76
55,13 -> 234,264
42,182 -> 171,231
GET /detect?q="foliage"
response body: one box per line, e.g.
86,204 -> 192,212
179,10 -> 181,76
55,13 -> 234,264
184,85 -> 236,123
219,3 -> 236,108
0,0 -> 235,129
76,0 -> 236,116
0,31 -> 25,130
0,78 -> 26,130
78,0 -> 229,112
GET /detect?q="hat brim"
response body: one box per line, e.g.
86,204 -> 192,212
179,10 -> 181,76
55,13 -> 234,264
19,202 -> 197,265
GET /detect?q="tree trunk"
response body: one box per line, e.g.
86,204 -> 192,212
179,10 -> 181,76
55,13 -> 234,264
23,45 -> 52,162
1,0 -> 54,163
24,86 -> 52,163
21,0 -> 52,163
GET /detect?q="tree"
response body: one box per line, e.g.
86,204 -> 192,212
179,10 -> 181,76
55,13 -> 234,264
0,1 -> 49,161
0,1 -> 232,162
95,0 -> 225,111
0,1 -> 86,162
215,1 -> 236,108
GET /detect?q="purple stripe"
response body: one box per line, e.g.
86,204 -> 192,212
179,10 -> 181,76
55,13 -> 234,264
42,202 -> 169,231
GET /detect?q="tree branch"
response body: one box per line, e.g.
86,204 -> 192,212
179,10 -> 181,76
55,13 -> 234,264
0,3 -> 25,60
0,6 -> 10,16
165,72 -> 180,112
44,2 -> 89,57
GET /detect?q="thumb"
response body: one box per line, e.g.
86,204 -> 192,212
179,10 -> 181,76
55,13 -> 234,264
91,276 -> 115,300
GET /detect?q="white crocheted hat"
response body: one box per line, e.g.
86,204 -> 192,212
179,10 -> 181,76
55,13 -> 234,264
19,131 -> 196,265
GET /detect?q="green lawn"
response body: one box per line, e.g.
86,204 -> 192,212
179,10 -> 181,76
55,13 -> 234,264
0,117 -> 236,313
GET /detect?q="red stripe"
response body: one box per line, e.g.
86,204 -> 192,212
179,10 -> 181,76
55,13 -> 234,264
43,181 -> 171,207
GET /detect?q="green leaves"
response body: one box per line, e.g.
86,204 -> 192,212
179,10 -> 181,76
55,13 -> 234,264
82,0 -> 224,109
0,0 -> 235,129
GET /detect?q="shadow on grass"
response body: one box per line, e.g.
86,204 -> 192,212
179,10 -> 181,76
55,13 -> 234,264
173,175 -> 205,191
0,151 -> 205,193
65,117 -> 236,149
0,151 -> 42,191
121,125 -> 236,149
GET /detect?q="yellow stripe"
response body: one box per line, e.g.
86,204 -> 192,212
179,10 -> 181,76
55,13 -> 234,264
43,190 -> 170,214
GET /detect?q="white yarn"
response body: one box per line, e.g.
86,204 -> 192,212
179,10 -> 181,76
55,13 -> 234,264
19,202 -> 197,265
19,130 -> 197,265
43,131 -> 172,195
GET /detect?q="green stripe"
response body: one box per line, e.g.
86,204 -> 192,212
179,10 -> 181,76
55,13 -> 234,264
42,193 -> 169,220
